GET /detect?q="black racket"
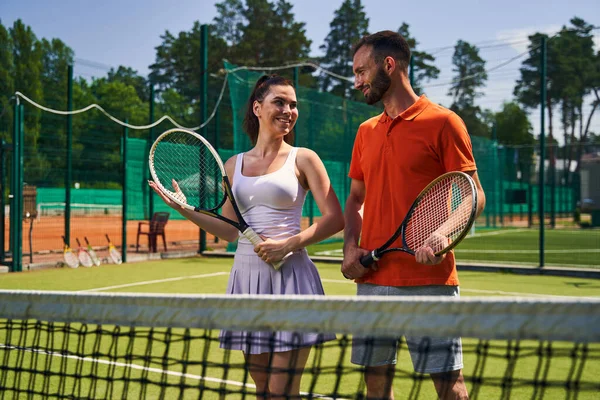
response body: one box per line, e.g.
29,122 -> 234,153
149,128 -> 289,270
360,171 -> 477,267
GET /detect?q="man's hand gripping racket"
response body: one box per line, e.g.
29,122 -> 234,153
360,171 -> 478,267
149,128 -> 290,270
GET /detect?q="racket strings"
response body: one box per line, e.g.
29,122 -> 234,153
88,249 -> 101,266
110,248 -> 122,265
78,251 -> 94,268
153,131 -> 224,209
64,251 -> 79,268
405,175 -> 474,253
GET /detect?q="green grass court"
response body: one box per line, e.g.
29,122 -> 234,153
1,257 -> 599,399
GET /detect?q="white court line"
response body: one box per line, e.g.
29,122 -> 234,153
463,229 -> 528,238
79,272 -> 229,292
321,278 -> 354,285
461,288 -> 600,299
315,249 -> 343,256
0,344 -> 348,400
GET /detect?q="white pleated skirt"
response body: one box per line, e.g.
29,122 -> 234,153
219,242 -> 336,354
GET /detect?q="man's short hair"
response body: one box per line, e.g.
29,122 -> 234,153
353,31 -> 411,72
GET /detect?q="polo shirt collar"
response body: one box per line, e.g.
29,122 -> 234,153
378,94 -> 430,123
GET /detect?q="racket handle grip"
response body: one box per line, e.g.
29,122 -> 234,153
242,228 -> 290,271
359,251 -> 378,267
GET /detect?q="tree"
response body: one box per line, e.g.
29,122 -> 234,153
514,32 -> 559,162
0,20 -> 14,142
10,19 -> 50,183
10,19 -> 43,131
212,0 -> 245,48
107,66 -> 148,102
448,40 -> 486,109
515,18 -> 598,185
35,37 -> 74,183
495,101 -> 535,179
447,40 -> 489,138
494,101 -> 535,146
233,0 -> 311,67
552,18 -> 598,177
318,0 -> 369,98
397,23 -> 439,95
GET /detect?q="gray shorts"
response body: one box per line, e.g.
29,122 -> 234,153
351,284 -> 464,374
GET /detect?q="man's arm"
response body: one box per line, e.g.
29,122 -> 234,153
341,179 -> 371,279
466,170 -> 486,218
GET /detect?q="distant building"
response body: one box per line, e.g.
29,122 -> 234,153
580,152 -> 600,212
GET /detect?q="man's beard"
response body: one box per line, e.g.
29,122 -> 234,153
364,67 -> 391,105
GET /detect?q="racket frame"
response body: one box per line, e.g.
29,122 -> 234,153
361,171 -> 478,266
105,234 -> 123,265
149,128 -> 282,269
61,236 -> 79,269
75,238 -> 94,267
84,236 -> 102,266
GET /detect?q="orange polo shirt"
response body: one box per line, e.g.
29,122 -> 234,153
348,95 -> 476,287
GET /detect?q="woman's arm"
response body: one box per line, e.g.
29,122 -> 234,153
148,155 -> 241,243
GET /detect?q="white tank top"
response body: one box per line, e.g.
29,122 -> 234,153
232,147 -> 306,245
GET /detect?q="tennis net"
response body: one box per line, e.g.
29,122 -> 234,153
0,290 -> 599,399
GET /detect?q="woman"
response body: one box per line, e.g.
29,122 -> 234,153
149,74 -> 344,398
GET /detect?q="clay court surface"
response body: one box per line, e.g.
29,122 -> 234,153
5,215 -> 226,266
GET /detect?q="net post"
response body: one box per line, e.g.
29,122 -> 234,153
65,64 -> 73,247
539,36 -> 547,268
148,84 -> 155,220
9,106 -> 18,270
0,139 -> 5,264
199,24 -> 208,254
11,105 -> 24,272
121,120 -> 128,263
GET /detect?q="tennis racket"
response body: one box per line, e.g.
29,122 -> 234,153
75,238 -> 94,268
149,128 -> 289,270
84,236 -> 102,266
105,234 -> 122,265
61,236 -> 79,269
360,171 -> 478,267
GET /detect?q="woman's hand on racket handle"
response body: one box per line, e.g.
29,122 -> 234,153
341,243 -> 374,280
254,237 -> 291,264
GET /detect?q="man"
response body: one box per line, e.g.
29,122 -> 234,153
342,31 -> 486,400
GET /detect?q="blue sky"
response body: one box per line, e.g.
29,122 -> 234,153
1,0 -> 599,139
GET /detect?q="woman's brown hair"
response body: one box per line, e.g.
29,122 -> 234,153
242,74 -> 295,145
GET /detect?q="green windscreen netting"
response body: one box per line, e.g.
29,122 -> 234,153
120,62 -> 572,227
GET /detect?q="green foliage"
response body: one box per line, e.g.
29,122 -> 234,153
448,40 -> 487,109
515,18 -> 598,146
447,40 -> 489,138
397,23 -> 440,95
495,101 -> 534,145
0,21 -> 14,142
107,66 -> 149,102
318,0 -> 369,99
